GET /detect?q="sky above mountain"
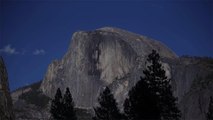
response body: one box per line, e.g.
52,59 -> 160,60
1,0 -> 212,90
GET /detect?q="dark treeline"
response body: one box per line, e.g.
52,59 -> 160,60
50,50 -> 213,120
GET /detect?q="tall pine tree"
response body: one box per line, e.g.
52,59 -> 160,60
124,50 -> 181,120
207,96 -> 213,120
50,88 -> 64,120
124,77 -> 160,120
63,87 -> 77,120
144,50 -> 180,120
93,87 -> 123,120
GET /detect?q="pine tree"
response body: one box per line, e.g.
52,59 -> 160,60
50,88 -> 64,120
207,96 -> 213,120
143,50 -> 180,120
62,87 -> 77,120
124,50 -> 181,120
160,82 -> 181,120
50,88 -> 77,120
124,77 -> 160,120
93,87 -> 123,120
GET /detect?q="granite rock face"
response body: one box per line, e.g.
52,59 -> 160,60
164,57 -> 213,120
0,57 -> 14,120
40,27 -> 177,108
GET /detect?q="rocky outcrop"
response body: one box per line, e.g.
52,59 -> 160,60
0,56 -> 14,120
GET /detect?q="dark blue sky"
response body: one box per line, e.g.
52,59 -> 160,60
1,0 -> 212,90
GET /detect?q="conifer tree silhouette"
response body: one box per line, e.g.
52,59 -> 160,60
93,87 -> 123,120
124,77 -> 160,120
50,88 -> 64,120
124,50 -> 181,120
63,87 -> 77,120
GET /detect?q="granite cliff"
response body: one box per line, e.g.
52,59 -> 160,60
40,27 -> 177,108
12,27 -> 213,120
